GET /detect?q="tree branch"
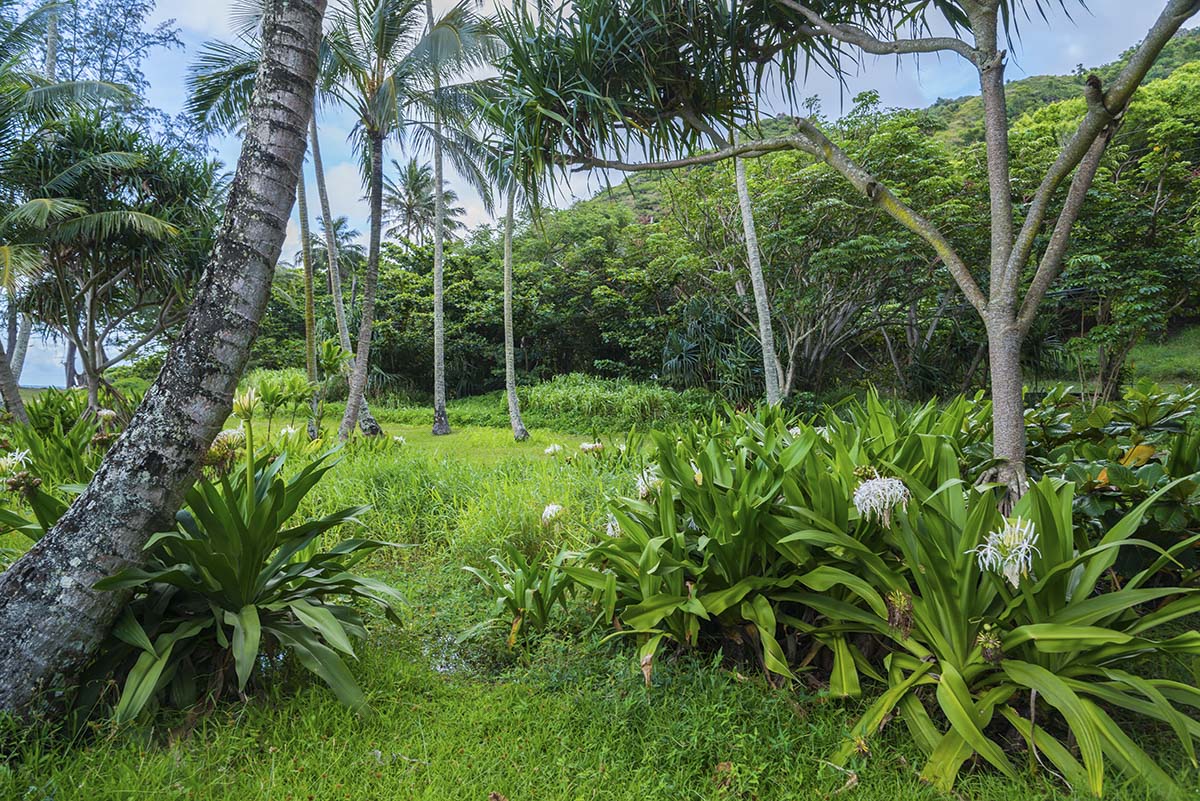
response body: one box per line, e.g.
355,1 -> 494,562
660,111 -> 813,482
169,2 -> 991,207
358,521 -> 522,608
1016,126 -> 1112,335
774,0 -> 978,61
1004,0 -> 1200,295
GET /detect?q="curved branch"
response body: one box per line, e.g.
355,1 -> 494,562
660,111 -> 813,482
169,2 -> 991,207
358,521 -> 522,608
774,0 -> 978,61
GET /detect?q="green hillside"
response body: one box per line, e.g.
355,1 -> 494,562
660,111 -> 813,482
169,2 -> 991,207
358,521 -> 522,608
596,26 -> 1200,214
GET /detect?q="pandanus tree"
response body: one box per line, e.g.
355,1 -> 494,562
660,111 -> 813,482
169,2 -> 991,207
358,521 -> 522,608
0,0 -> 130,418
0,0 -> 325,717
321,0 -> 494,440
490,0 -> 1200,503
2,113 -> 221,410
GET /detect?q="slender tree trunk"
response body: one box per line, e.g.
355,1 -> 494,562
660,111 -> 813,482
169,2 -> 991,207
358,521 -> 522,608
309,117 -> 380,435
428,0 -> 451,436
734,155 -> 781,405
502,187 -> 528,441
64,339 -> 77,388
10,315 -> 30,381
985,310 -> 1027,509
0,0 -> 325,718
338,130 -> 383,440
297,168 -> 319,438
0,339 -> 27,423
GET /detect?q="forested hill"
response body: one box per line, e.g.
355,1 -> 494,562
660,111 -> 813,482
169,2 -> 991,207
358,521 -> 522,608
925,25 -> 1200,146
600,25 -> 1200,216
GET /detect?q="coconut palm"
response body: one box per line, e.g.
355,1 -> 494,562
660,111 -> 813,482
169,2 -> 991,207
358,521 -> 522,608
186,22 -> 385,436
383,157 -> 466,244
323,0 -> 495,440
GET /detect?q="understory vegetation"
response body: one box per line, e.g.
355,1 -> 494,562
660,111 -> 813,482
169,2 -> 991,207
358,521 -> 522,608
3,379 -> 1200,799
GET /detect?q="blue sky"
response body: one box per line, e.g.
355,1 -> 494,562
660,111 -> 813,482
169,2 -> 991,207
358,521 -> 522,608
20,0 -> 1179,386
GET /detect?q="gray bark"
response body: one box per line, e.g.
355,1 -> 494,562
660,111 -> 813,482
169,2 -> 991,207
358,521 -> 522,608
0,0 -> 326,717
338,130 -> 383,440
0,338 -> 27,423
297,167 -> 319,435
10,314 -> 30,380
502,187 -> 528,441
734,155 -> 781,405
309,117 -> 380,435
428,0 -> 450,436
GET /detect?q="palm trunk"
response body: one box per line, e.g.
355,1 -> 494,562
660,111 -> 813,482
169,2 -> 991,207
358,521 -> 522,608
0,0 -> 325,718
338,130 -> 383,440
297,168 -> 319,437
734,155 -> 781,405
309,118 -> 380,435
502,187 -> 528,441
428,0 -> 451,436
10,314 -> 31,380
0,339 -> 27,423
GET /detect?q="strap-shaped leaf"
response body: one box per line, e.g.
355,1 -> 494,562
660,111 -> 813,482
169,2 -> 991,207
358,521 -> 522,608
1002,660 -> 1104,795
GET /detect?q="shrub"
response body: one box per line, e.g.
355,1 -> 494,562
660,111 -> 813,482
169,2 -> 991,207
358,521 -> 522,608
89,449 -> 404,722
826,473 -> 1200,797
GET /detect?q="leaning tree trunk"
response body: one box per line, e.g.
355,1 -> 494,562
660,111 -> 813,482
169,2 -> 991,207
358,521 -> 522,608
309,117 -> 380,435
297,168 -> 319,438
428,0 -> 451,436
734,155 -> 781,405
502,187 -> 529,441
0,0 -> 325,718
985,309 -> 1027,510
0,339 -> 28,423
338,130 -> 383,440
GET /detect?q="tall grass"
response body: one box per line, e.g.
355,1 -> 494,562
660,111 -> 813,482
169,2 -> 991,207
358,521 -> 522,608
320,373 -> 713,433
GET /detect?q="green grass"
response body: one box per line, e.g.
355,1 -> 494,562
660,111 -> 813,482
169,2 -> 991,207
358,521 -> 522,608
2,424 -> 1197,800
1129,326 -> 1200,387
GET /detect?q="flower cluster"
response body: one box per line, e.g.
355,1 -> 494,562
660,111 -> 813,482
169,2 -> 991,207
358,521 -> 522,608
636,465 -> 662,499
0,449 -> 31,475
605,514 -> 620,537
392,435 -> 406,446
579,441 -> 604,454
232,388 -> 260,421
96,408 -> 118,424
852,475 -> 910,527
544,443 -> 563,455
971,517 -> 1039,588
541,503 -> 564,525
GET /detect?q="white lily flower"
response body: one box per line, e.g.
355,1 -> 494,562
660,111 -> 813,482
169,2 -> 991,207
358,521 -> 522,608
544,443 -> 563,455
541,503 -> 564,525
636,465 -> 662,499
972,517 -> 1040,588
853,475 -> 910,527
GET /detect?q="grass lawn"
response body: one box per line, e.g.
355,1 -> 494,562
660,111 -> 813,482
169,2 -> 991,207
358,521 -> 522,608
1129,326 -> 1200,387
2,424 -> 1196,801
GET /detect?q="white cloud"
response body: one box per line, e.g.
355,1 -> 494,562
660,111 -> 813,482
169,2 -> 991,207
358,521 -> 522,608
151,0 -> 235,39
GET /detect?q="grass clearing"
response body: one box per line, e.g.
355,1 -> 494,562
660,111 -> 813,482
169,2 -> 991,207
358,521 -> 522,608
3,422 -> 1197,800
1129,326 -> 1200,386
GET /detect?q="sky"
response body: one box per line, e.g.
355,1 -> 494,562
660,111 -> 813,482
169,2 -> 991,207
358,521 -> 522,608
19,0 -> 1179,387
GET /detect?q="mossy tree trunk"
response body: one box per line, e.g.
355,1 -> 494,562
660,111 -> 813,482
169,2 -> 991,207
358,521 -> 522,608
0,0 -> 327,718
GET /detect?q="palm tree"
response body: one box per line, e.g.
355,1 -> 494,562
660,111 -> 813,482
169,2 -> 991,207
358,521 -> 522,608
0,0 -> 324,718
383,157 -> 466,244
185,20 -> 385,436
323,0 -> 494,440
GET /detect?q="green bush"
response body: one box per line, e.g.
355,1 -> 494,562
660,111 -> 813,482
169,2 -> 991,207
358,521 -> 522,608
90,448 -> 403,722
478,399 -> 1200,796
